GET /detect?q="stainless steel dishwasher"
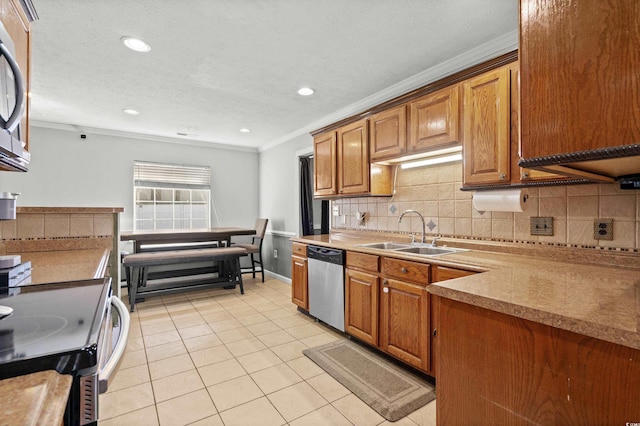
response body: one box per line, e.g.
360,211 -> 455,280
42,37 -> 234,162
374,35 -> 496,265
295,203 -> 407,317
307,245 -> 345,332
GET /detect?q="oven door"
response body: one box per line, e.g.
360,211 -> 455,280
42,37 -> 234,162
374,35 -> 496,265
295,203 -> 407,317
76,295 -> 130,425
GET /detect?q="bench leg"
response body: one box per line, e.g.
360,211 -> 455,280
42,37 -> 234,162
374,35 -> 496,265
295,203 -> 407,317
235,257 -> 244,294
129,267 -> 139,312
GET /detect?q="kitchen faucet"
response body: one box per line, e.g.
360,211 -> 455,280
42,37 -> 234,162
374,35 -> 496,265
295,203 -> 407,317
398,210 -> 426,244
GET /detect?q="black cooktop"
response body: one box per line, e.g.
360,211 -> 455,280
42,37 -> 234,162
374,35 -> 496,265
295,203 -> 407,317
0,278 -> 111,379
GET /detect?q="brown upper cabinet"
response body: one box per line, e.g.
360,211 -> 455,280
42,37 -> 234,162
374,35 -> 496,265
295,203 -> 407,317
313,131 -> 337,196
337,119 -> 370,195
462,65 -> 511,186
314,118 -> 392,198
369,85 -> 461,162
408,84 -> 461,152
369,106 -> 407,161
519,0 -> 640,180
462,61 -> 563,187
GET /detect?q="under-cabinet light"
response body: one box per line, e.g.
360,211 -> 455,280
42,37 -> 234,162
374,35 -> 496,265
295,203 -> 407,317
400,153 -> 462,169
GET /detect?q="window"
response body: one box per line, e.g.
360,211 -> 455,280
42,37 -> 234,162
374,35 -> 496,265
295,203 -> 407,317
133,161 -> 211,230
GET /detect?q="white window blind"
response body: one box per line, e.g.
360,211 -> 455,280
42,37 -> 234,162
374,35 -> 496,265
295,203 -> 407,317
133,161 -> 210,189
133,161 -> 211,230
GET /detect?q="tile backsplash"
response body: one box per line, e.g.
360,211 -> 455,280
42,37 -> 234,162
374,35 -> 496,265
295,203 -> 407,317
332,162 -> 640,251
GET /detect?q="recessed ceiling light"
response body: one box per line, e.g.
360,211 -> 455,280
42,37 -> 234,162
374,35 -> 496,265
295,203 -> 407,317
123,109 -> 140,115
121,36 -> 151,53
297,87 -> 315,96
239,128 -> 251,133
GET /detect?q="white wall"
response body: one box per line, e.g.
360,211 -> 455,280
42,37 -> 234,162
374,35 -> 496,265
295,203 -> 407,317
258,133 -> 312,277
0,126 -> 260,233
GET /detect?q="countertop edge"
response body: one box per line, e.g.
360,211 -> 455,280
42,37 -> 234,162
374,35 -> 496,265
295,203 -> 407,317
17,206 -> 124,213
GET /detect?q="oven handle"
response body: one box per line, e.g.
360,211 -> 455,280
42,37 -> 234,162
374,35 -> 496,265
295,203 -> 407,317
98,296 -> 130,394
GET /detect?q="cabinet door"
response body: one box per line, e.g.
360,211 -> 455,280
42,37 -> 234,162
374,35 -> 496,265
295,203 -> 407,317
313,132 -> 337,197
409,84 -> 460,152
291,255 -> 308,310
370,105 -> 407,161
520,0 -> 640,158
379,278 -> 429,372
345,268 -> 379,345
337,119 -> 369,195
463,66 -> 510,185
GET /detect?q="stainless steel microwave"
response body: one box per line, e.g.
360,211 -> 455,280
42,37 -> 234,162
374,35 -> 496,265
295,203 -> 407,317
0,21 -> 28,172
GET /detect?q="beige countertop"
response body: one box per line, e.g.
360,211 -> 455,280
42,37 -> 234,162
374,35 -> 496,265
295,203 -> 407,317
292,233 -> 640,351
0,370 -> 71,426
20,248 -> 110,284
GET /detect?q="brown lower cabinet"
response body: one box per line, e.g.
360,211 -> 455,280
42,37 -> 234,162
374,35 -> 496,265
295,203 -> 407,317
344,251 -> 433,375
437,297 -> 640,424
291,243 -> 308,310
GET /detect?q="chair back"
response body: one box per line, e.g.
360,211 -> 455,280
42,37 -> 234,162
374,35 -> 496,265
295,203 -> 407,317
254,218 -> 268,240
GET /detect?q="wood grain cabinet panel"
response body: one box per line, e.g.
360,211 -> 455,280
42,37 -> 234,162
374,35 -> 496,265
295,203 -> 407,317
337,119 -> 369,195
369,105 -> 407,161
379,277 -> 429,372
409,84 -> 461,152
313,132 -> 337,197
437,298 -> 640,424
519,0 -> 640,162
345,268 -> 379,345
463,66 -> 511,186
291,254 -> 308,310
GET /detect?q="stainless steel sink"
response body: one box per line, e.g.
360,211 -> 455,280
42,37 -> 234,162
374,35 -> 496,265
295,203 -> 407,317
357,242 -> 412,250
395,246 -> 459,256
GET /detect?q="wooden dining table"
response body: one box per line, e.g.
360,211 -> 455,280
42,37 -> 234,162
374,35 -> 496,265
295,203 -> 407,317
120,227 -> 256,253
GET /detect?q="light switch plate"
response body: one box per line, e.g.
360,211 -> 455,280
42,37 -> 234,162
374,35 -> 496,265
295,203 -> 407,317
530,217 -> 553,236
594,219 -> 613,240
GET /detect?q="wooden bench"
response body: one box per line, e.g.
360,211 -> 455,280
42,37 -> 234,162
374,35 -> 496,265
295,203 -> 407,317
122,246 -> 247,312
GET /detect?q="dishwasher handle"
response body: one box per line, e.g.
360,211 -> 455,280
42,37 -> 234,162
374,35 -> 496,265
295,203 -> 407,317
307,245 -> 344,265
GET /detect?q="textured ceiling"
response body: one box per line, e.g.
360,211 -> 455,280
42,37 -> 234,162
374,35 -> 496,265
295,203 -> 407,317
29,0 -> 518,150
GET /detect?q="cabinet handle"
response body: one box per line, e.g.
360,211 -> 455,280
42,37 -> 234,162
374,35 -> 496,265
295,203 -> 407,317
499,173 -> 506,180
401,267 -> 407,273
383,279 -> 388,286
433,328 -> 437,337
521,172 -> 529,180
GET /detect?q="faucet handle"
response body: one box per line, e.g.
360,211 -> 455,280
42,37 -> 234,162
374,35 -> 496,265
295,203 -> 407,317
409,234 -> 416,244
431,236 -> 441,246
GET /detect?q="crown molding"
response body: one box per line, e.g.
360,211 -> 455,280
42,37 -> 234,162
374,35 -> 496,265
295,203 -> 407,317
259,30 -> 518,152
32,120 -> 259,153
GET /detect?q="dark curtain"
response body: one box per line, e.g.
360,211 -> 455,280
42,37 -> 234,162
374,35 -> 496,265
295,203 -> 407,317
300,157 -> 314,236
321,200 -> 329,234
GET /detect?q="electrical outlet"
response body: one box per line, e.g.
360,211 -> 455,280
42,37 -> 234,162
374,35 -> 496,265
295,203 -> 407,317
530,217 -> 553,236
332,206 -> 340,216
273,249 -> 278,258
594,219 -> 613,240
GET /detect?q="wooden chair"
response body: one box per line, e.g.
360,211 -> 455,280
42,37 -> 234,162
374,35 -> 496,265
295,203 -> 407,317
234,218 -> 268,282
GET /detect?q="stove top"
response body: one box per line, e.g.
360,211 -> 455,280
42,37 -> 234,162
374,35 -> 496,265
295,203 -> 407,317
0,278 -> 111,379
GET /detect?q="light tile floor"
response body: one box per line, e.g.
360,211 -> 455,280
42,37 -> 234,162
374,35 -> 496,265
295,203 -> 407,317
100,276 -> 437,426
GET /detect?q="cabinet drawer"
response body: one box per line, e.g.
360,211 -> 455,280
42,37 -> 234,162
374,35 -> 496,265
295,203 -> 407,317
381,257 -> 430,285
292,242 -> 307,257
346,251 -> 379,273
